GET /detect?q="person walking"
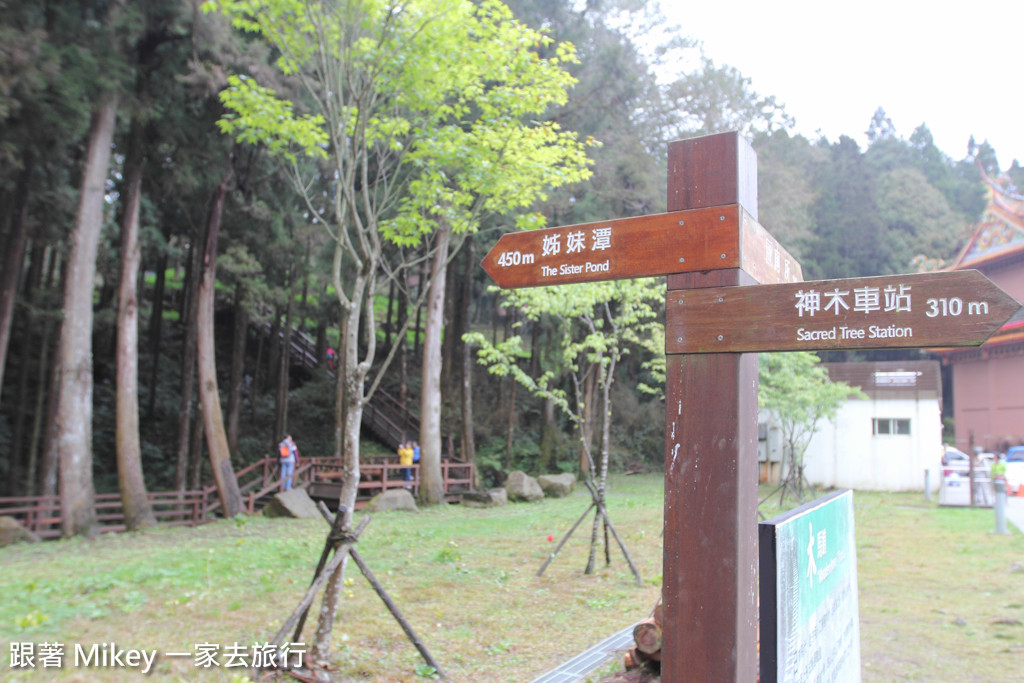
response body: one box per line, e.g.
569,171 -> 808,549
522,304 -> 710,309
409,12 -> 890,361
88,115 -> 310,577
278,433 -> 299,491
398,441 -> 414,487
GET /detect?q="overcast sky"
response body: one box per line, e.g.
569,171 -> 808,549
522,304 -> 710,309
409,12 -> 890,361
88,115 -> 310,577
652,1 -> 1023,168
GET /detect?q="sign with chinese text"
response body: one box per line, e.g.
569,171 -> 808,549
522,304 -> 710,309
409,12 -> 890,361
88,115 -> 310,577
666,270 -> 1021,354
759,490 -> 860,683
481,205 -> 802,289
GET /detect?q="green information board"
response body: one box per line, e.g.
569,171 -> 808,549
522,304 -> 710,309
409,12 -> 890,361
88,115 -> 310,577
759,489 -> 861,682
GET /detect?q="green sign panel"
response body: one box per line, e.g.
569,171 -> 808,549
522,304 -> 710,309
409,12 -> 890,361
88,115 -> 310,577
759,490 -> 861,683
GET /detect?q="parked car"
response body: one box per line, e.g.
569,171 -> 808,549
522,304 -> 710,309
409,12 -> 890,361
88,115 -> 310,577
941,446 -> 970,466
1005,446 -> 1024,492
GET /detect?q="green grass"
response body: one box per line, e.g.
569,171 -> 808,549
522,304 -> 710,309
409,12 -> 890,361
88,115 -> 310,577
1,478 -> 1022,681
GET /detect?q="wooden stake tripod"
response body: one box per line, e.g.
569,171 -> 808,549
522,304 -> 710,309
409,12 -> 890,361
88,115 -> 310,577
270,503 -> 447,681
536,478 -> 642,585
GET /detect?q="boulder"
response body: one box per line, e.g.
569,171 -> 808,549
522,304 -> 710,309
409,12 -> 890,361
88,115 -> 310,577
365,488 -> 419,513
504,471 -> 545,502
0,516 -> 41,546
460,488 -> 508,508
538,473 -> 576,498
487,487 -> 509,507
262,488 -> 321,519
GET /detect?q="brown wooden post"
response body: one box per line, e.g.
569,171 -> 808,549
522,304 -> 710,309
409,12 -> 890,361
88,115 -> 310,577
662,132 -> 759,682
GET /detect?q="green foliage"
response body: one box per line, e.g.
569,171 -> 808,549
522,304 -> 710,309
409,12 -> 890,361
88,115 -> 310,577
467,277 -> 663,486
216,75 -> 328,163
755,117 -> 992,282
415,663 -> 441,679
205,0 -> 593,247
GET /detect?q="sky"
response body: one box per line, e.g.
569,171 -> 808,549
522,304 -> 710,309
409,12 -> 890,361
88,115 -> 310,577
653,1 -> 1024,168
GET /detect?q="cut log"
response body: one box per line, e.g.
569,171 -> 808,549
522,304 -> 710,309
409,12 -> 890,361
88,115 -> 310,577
633,618 -> 662,655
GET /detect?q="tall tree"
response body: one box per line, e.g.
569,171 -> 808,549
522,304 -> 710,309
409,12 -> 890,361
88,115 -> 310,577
468,277 -> 663,579
55,90 -> 119,537
195,165 -> 243,517
114,117 -> 157,530
206,0 -> 591,663
805,136 -> 889,279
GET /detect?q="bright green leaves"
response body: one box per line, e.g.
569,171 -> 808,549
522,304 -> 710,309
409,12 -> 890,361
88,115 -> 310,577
216,75 -> 327,163
467,277 -> 665,419
206,0 -> 592,250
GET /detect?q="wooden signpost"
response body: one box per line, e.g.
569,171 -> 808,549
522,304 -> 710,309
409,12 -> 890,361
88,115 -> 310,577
481,131 -> 1022,682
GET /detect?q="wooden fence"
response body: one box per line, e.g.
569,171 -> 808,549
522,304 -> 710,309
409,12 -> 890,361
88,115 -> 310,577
0,457 -> 476,540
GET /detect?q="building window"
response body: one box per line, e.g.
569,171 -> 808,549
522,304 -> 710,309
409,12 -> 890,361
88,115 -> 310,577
873,418 -> 911,435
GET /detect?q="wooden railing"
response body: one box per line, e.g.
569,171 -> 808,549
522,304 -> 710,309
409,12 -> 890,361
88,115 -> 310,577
0,456 -> 476,538
0,490 -> 210,540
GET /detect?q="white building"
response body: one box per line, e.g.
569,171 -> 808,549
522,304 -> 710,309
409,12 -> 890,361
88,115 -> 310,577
759,361 -> 943,492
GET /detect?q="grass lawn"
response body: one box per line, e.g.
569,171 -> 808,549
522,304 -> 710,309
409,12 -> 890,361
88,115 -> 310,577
1,475 -> 1022,682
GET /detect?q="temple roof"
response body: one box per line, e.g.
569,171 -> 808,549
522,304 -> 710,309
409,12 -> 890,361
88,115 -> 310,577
950,169 -> 1024,270
940,170 -> 1024,358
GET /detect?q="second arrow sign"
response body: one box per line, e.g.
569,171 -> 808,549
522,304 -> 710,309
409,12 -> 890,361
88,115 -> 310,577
666,270 -> 1021,354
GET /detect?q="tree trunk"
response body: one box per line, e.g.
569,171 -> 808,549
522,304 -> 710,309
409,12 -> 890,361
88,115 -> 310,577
56,93 -> 119,537
275,283 -> 294,441
196,168 -> 241,517
441,245 -> 458,397
265,312 -> 281,397
227,283 -> 247,454
11,240 -> 43,492
39,337 -> 61,498
459,235 -> 476,471
27,283 -> 58,496
419,225 -> 449,505
397,270 -> 409,410
189,404 -> 205,490
384,276 -> 394,351
38,254 -> 65,498
594,355 -> 616,565
145,252 -> 167,419
413,256 -> 425,357
174,242 -> 200,492
115,119 -> 156,530
580,361 -> 597,475
311,253 -> 370,662
0,150 -> 33,404
505,376 -> 517,470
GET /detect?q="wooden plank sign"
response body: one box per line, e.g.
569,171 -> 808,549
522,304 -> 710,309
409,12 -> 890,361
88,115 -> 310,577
481,205 -> 802,289
666,269 -> 1021,354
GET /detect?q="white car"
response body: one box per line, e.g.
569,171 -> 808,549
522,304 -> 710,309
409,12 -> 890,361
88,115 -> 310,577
1005,447 -> 1024,493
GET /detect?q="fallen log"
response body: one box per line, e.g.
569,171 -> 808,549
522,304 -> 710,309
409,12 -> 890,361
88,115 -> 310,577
632,618 -> 662,655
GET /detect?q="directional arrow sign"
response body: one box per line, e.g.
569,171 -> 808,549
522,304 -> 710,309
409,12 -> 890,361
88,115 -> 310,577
665,270 -> 1022,354
481,205 -> 802,289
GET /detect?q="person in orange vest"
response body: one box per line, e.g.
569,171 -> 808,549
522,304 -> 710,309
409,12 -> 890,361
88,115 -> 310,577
279,434 -> 299,491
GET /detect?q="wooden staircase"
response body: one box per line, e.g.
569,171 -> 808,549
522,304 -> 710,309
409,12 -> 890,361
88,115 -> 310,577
254,320 -> 455,455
